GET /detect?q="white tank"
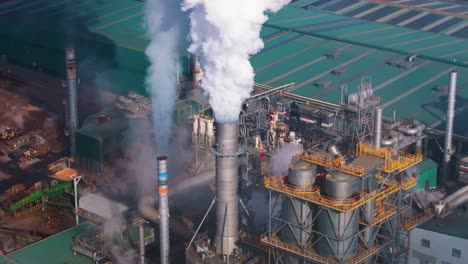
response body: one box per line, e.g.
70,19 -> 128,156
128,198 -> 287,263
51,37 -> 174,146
206,119 -> 214,137
198,119 -> 206,136
192,115 -> 199,135
347,89 -> 374,105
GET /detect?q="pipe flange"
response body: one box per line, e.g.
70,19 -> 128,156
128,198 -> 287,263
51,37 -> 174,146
210,147 -> 245,157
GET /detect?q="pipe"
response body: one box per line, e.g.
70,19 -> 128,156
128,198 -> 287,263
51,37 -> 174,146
397,121 -> 425,136
442,70 -> 457,183
139,224 -> 145,264
374,107 -> 383,148
212,122 -> 241,256
437,185 -> 468,216
157,156 -> 169,264
73,176 -> 82,225
65,48 -> 78,158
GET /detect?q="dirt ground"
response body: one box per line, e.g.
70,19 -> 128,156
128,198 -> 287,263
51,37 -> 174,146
0,207 -> 75,236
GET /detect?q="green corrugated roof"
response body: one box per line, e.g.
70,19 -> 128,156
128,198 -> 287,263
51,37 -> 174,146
419,210 -> 468,240
0,0 -> 467,136
6,222 -> 95,264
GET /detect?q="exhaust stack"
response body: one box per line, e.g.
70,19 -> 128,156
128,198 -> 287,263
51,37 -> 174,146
65,48 -> 78,157
157,156 -> 169,264
442,70 -> 457,183
374,107 -> 383,148
212,122 -> 241,256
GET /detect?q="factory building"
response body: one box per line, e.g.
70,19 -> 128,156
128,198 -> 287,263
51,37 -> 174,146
0,0 -> 467,264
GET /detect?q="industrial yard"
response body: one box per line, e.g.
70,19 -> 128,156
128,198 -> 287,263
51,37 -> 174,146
0,0 -> 467,264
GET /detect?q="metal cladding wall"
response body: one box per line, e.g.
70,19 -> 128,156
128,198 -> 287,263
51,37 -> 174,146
0,17 -> 190,97
413,158 -> 438,190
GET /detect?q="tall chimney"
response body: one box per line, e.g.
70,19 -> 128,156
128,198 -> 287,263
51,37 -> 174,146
212,122 -> 240,256
157,156 -> 169,264
442,70 -> 457,183
65,48 -> 78,157
374,107 -> 383,148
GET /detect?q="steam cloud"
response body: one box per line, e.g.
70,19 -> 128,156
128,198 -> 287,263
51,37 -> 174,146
145,0 -> 187,152
182,0 -> 291,123
268,143 -> 302,175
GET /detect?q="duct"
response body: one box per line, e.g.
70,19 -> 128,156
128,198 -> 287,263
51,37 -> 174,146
212,122 -> 242,256
157,156 -> 169,264
442,71 -> 457,183
374,107 -> 383,148
65,48 -> 78,157
328,144 -> 341,156
381,135 -> 397,147
436,185 -> 468,216
397,121 -> 425,136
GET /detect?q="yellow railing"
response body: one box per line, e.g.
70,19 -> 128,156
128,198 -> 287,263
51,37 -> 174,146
360,202 -> 397,226
264,176 -> 376,213
399,209 -> 434,231
338,164 -> 365,177
401,176 -> 417,190
300,153 -> 334,168
261,234 -> 379,264
356,142 -> 423,173
299,153 -> 365,177
376,184 -> 401,201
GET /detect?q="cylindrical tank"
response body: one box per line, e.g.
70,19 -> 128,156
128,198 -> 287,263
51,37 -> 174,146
347,89 -> 374,105
280,197 -> 313,248
192,115 -> 199,135
287,160 -> 316,187
316,210 -> 359,258
317,172 -> 359,259
325,172 -> 360,200
280,160 -> 316,249
198,119 -> 206,136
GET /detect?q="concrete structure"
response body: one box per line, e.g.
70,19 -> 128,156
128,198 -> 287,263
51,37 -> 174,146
409,212 -> 468,264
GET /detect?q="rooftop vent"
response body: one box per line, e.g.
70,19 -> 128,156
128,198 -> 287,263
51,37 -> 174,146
432,84 -> 448,94
331,66 -> 347,75
314,80 -> 332,88
326,49 -> 340,59
397,61 -> 413,69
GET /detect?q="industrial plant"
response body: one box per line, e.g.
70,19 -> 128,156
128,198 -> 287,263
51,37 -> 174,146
0,0 -> 467,264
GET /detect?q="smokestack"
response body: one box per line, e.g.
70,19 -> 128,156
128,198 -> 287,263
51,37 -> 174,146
139,224 -> 145,264
65,48 -> 78,157
157,156 -> 169,264
374,107 -> 383,148
442,70 -> 457,183
212,122 -> 241,256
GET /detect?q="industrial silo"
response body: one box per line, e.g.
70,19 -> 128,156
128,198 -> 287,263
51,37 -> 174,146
280,160 -> 316,249
316,172 -> 360,259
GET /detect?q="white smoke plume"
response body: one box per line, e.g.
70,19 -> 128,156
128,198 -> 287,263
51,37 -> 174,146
145,0 -> 188,152
268,143 -> 302,175
182,0 -> 291,123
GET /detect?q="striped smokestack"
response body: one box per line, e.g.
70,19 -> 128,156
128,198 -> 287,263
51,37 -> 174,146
157,156 -> 169,264
65,48 -> 78,157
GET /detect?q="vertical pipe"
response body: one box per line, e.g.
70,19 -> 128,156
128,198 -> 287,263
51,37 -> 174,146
73,176 -> 81,225
65,48 -> 78,157
213,122 -> 240,256
157,156 -> 169,264
139,224 -> 145,264
374,107 -> 383,148
442,70 -> 457,183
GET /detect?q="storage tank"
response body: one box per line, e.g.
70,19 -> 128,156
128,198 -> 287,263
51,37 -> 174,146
316,172 -> 359,259
280,160 -> 316,249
